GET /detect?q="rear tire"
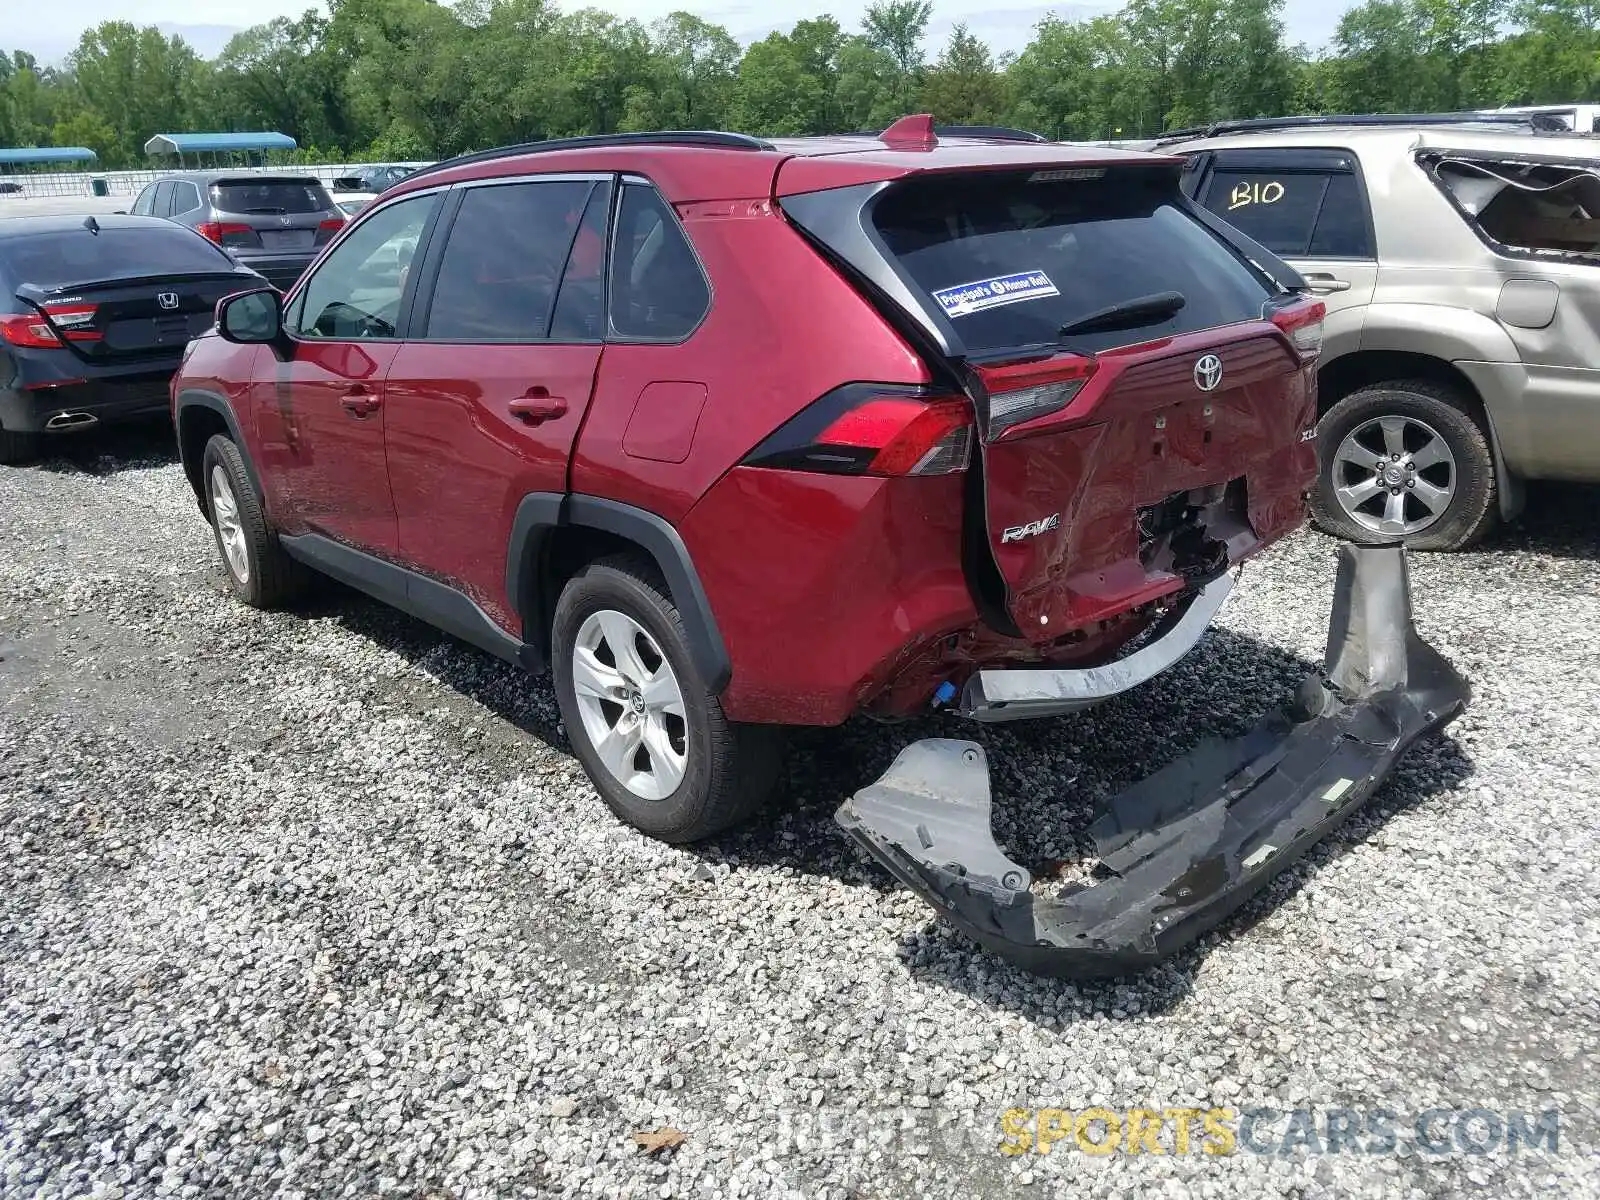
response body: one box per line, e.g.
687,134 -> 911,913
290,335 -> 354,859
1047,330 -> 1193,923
1311,380 -> 1497,551
552,556 -> 783,843
201,434 -> 306,608
0,427 -> 41,466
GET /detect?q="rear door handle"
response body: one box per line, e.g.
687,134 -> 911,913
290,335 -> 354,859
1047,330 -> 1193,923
1302,273 -> 1352,294
509,391 -> 569,425
340,386 -> 381,418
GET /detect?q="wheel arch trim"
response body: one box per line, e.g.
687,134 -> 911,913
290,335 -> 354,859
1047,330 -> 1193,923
174,389 -> 261,511
1317,347 -> 1524,521
506,492 -> 732,694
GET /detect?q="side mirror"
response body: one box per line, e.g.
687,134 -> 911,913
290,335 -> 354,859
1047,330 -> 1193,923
217,288 -> 284,346
113,209 -> 128,215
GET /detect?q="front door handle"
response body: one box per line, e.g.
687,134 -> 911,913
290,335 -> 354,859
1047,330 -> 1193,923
509,391 -> 569,426
341,386 -> 381,418
1302,272 -> 1352,294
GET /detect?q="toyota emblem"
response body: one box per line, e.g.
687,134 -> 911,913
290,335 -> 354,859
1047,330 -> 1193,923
1193,354 -> 1224,392
280,215 -> 292,226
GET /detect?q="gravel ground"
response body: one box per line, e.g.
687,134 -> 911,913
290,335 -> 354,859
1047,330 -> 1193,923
2,423 -> 1598,1199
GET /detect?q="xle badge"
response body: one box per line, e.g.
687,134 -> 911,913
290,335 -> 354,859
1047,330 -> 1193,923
1001,513 -> 1061,543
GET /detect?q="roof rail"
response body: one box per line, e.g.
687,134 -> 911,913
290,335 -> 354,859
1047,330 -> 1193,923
1154,110 -> 1572,145
406,130 -> 776,181
837,123 -> 1048,143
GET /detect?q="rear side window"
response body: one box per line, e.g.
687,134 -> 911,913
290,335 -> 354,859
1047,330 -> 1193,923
152,182 -> 176,218
1198,155 -> 1374,259
609,183 -> 709,341
871,169 -> 1273,356
211,179 -> 331,216
423,179 -> 596,341
0,227 -> 234,288
173,182 -> 203,215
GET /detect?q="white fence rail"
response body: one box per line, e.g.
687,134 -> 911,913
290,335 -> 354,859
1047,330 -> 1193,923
0,163 -> 429,200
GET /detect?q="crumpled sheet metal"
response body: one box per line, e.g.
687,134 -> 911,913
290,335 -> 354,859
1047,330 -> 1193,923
835,544 -> 1471,977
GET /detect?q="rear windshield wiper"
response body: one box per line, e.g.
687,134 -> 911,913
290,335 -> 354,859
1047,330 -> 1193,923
1057,291 -> 1186,337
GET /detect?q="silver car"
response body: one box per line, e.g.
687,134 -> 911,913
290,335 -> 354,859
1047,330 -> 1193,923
128,172 -> 345,293
1162,117 -> 1600,549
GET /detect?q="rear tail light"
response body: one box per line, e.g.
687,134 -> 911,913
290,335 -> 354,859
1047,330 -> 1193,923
1270,298 -> 1326,357
977,354 -> 1098,438
1,314 -> 61,348
742,384 -> 973,477
197,221 -> 256,247
1,302 -> 101,348
318,217 -> 346,235
42,302 -> 101,342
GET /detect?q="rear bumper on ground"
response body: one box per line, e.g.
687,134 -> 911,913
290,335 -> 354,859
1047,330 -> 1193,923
836,544 -> 1470,977
0,374 -> 175,433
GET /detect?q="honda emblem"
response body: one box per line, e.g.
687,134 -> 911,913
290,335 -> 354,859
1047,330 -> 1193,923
1193,354 -> 1224,392
157,292 -> 179,310
280,215 -> 292,226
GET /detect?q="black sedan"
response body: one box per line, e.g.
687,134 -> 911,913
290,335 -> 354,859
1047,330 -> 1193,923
330,164 -> 416,194
0,214 -> 263,464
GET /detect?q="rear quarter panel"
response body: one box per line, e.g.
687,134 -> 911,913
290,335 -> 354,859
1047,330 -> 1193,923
569,198 -> 930,521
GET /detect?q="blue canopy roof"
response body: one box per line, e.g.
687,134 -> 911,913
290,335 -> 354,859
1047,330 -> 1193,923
144,132 -> 298,155
0,147 -> 98,165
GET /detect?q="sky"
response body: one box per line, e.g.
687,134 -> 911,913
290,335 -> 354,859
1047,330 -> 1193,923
14,0 -> 1360,67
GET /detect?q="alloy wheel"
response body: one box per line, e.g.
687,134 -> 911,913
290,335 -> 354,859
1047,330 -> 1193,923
1331,414 -> 1457,537
209,465 -> 251,584
571,609 -> 688,801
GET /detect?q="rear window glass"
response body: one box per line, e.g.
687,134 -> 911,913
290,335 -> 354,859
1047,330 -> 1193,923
210,180 -> 330,215
2,226 -> 233,288
871,169 -> 1274,356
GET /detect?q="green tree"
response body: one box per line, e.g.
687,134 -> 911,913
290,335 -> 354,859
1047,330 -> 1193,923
68,23 -> 207,165
728,33 -> 824,135
620,12 -> 741,130
862,0 -> 931,113
920,24 -> 1007,125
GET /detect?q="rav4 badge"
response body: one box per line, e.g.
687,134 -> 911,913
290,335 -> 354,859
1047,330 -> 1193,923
1001,513 -> 1061,543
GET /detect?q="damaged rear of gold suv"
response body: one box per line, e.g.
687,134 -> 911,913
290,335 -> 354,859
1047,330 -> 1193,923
1162,114 -> 1600,550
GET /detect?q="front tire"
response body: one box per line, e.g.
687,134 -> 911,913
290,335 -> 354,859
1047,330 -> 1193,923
202,434 -> 305,607
1311,381 -> 1497,551
552,556 -> 782,843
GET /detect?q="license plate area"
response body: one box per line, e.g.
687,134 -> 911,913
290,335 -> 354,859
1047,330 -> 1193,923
259,230 -> 312,250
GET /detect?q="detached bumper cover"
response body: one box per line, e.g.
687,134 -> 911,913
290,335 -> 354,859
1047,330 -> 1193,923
835,545 -> 1470,977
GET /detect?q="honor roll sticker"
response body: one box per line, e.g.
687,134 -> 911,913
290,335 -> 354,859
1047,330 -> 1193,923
932,270 -> 1060,318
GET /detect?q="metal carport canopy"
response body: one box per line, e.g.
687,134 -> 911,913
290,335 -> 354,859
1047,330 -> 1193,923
0,147 -> 98,164
143,133 -> 298,155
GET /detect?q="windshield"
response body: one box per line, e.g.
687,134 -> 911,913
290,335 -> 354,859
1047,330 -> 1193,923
871,168 -> 1274,356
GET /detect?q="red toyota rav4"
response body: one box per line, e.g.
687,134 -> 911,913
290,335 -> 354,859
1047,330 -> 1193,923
173,118 -> 1467,975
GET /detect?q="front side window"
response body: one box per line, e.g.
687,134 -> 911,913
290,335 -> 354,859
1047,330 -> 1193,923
292,193 -> 438,340
152,181 -> 176,219
608,183 -> 710,341
422,179 -> 597,341
130,186 -> 156,217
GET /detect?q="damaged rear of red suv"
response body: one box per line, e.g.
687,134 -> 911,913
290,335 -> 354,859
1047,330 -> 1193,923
175,117 -> 1467,977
